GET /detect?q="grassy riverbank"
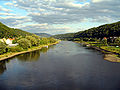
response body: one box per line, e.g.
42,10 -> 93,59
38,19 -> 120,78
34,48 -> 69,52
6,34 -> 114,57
75,41 -> 120,62
0,41 -> 60,61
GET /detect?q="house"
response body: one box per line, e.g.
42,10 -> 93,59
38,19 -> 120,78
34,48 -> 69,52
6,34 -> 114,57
0,38 -> 18,47
6,38 -> 15,44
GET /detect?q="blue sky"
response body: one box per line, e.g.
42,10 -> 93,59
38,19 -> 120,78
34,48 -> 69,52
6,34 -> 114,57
0,0 -> 119,35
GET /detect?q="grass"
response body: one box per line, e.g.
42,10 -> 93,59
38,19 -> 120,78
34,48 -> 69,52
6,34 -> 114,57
100,46 -> 120,54
0,41 -> 60,60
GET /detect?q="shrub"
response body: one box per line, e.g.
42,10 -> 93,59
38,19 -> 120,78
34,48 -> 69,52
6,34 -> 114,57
101,39 -> 108,46
31,35 -> 41,46
8,46 -> 24,52
0,41 -> 7,54
18,38 -> 31,49
114,38 -> 120,46
26,36 -> 38,46
48,37 -> 57,43
40,37 -> 49,45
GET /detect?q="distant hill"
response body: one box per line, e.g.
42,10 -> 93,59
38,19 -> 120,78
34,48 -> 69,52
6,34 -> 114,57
52,21 -> 120,40
34,33 -> 52,37
0,22 -> 33,38
52,33 -> 74,40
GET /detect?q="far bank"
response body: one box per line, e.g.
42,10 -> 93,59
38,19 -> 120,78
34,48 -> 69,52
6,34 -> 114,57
75,41 -> 120,62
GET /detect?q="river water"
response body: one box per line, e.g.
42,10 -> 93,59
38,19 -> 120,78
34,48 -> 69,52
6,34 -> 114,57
0,41 -> 120,90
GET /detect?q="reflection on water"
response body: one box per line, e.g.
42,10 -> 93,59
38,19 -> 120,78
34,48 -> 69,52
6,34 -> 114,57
17,50 -> 41,62
0,45 -> 55,75
0,60 -> 10,75
0,41 -> 120,90
17,46 -> 54,62
0,61 -> 6,75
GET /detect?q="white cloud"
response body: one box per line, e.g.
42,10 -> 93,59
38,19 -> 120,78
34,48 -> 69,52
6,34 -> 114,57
92,0 -> 112,3
0,12 -> 16,16
0,0 -> 120,34
0,6 -> 12,12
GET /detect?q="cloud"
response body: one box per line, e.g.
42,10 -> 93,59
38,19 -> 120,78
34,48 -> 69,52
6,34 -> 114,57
0,16 -> 31,27
0,0 -> 120,34
0,6 -> 12,12
92,0 -> 112,3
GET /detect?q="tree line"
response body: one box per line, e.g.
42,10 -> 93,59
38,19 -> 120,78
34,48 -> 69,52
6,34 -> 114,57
52,21 -> 120,40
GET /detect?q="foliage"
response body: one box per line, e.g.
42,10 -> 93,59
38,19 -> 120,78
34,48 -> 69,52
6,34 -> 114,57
114,38 -> 120,46
26,36 -> 38,46
40,37 -> 49,45
31,35 -> 41,46
52,21 -> 120,41
48,37 -> 57,43
0,22 -> 33,38
74,21 -> 120,39
18,38 -> 31,49
101,39 -> 108,46
8,46 -> 24,52
0,41 -> 7,54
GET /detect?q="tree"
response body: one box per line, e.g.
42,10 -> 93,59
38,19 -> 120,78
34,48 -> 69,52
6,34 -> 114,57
102,39 -> 108,46
114,38 -> 120,46
40,37 -> 49,45
48,37 -> 57,43
18,38 -> 31,49
31,35 -> 41,46
0,41 -> 7,54
26,36 -> 38,46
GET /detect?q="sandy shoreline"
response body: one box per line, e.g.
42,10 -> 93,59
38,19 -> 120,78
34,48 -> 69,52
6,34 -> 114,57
0,41 -> 60,61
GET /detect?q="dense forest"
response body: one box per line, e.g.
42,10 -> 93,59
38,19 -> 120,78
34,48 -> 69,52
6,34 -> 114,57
0,22 -> 33,38
53,21 -> 120,40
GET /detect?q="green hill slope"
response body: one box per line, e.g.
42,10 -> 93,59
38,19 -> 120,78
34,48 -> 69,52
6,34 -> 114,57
0,22 -> 32,38
74,21 -> 120,39
53,21 -> 120,40
52,33 -> 74,40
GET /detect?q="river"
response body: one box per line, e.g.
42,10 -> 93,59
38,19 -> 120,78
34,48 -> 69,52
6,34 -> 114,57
0,41 -> 120,90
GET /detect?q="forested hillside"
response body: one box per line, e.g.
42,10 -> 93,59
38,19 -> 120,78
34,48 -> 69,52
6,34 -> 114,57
0,22 -> 32,38
74,21 -> 120,39
53,21 -> 120,40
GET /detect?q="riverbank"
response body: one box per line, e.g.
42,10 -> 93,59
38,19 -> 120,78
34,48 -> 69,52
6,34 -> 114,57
75,41 -> 120,62
0,41 -> 60,61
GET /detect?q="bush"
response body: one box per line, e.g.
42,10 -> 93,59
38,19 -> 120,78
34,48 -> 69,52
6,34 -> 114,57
8,46 -> 24,52
0,41 -> 7,54
18,38 -> 31,49
31,35 -> 41,46
48,37 -> 57,43
40,37 -> 49,45
101,39 -> 108,46
114,38 -> 120,46
26,36 -> 38,46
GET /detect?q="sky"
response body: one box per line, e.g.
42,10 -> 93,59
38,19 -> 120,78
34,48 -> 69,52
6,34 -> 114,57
0,0 -> 120,35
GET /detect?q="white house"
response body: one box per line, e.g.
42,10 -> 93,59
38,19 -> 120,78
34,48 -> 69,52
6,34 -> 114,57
0,38 -> 18,47
6,39 -> 12,44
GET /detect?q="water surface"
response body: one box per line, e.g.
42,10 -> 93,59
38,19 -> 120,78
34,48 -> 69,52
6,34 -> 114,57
0,41 -> 120,90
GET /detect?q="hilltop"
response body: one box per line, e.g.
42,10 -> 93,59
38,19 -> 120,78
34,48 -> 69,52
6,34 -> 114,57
34,33 -> 52,37
0,22 -> 33,38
